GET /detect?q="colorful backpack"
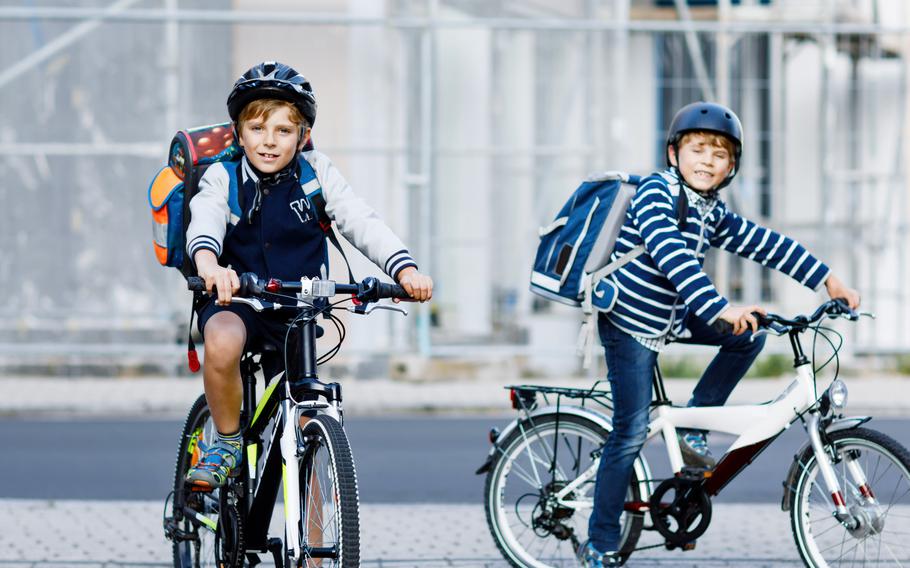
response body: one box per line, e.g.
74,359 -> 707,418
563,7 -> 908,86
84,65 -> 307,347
148,123 -> 242,277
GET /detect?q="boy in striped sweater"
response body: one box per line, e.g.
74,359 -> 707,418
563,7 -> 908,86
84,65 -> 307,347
579,102 -> 860,567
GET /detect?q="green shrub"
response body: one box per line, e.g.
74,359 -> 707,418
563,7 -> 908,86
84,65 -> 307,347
747,354 -> 793,378
657,356 -> 705,379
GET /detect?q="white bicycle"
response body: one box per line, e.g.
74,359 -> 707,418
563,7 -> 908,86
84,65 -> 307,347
478,299 -> 910,567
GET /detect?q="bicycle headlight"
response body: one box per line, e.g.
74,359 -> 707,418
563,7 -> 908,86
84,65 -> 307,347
828,379 -> 849,410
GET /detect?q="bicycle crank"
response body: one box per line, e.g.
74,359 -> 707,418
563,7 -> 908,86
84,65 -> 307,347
649,477 -> 712,548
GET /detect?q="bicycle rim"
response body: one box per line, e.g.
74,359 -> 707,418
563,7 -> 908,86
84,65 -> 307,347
297,415 -> 360,567
171,395 -> 223,568
792,428 -> 910,567
486,415 -> 641,568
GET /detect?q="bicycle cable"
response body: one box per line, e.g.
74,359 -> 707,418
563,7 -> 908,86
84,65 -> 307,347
810,322 -> 844,382
280,295 -> 358,405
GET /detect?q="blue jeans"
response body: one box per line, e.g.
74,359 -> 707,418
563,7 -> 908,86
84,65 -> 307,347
586,314 -> 766,551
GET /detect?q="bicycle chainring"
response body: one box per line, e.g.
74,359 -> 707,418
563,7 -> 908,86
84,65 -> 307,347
214,486 -> 246,568
649,477 -> 712,547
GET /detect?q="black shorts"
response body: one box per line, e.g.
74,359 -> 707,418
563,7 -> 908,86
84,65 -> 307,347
197,298 -> 296,353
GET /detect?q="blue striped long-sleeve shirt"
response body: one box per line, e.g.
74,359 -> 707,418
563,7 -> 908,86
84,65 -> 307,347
602,170 -> 830,338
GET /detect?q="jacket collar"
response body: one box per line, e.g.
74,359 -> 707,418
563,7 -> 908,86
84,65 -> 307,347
240,155 -> 299,187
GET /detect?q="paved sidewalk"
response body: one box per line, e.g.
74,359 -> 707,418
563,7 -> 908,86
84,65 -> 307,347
0,374 -> 908,417
0,499 -> 805,567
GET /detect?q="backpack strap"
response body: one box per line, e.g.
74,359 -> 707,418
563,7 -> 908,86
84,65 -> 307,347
297,157 -> 356,284
577,181 -> 691,368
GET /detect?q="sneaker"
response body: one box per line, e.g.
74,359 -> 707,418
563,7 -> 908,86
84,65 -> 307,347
577,541 -> 622,567
185,438 -> 242,489
678,428 -> 716,470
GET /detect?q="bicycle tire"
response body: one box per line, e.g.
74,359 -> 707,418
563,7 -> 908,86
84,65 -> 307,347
169,394 -> 246,568
790,427 -> 910,567
484,413 -> 644,568
295,414 -> 361,567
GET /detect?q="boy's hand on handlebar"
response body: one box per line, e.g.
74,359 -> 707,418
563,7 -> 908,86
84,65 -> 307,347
824,273 -> 861,310
194,250 -> 239,306
718,304 -> 767,335
395,267 -> 433,303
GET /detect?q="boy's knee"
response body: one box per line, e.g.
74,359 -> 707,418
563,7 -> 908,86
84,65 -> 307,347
203,316 -> 246,364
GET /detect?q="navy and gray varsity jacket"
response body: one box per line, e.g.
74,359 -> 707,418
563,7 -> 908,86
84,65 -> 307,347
600,169 -> 830,338
186,151 -> 417,282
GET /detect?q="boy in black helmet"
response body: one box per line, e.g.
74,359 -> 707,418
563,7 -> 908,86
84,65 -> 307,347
578,102 -> 860,567
184,62 -> 433,489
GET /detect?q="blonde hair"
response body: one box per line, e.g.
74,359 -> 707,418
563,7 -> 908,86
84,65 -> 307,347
237,99 -> 308,131
679,131 -> 736,158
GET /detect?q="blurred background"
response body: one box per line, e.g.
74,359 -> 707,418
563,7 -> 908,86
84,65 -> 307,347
1,0 -> 908,380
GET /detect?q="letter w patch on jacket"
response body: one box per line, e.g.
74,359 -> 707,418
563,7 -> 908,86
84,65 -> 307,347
290,198 -> 314,223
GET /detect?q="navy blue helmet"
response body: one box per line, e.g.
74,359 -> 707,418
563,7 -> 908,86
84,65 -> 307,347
227,61 -> 317,127
666,102 -> 743,189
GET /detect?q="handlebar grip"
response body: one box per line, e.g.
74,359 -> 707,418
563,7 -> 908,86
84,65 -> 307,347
712,311 -> 767,335
187,277 -> 206,292
711,319 -> 734,335
831,297 -> 859,320
378,282 -> 411,300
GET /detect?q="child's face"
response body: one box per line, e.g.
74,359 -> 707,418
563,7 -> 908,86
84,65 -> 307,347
237,106 -> 308,173
669,134 -> 734,192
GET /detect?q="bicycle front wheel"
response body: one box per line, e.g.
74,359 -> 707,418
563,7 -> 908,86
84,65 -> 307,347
294,414 -> 360,567
791,427 -> 910,567
484,413 -> 644,568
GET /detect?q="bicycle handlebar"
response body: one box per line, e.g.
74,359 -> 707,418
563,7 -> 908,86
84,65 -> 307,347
710,299 -> 869,336
187,273 -> 411,303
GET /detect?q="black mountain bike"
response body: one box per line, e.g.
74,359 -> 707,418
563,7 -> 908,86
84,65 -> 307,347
163,273 -> 409,567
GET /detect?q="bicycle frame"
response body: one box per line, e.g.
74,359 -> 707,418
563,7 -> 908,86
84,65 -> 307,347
227,302 -> 343,564
544,330 -> 862,519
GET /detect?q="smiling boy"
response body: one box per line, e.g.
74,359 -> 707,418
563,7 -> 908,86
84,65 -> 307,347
183,62 -> 433,489
578,102 -> 860,567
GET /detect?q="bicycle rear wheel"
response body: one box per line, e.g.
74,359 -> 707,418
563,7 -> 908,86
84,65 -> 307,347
484,413 -> 644,568
294,414 -> 360,567
790,427 -> 910,567
168,394 -> 245,568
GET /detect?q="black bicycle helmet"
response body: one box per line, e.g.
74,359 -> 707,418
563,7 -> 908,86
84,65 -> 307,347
227,61 -> 317,127
666,101 -> 743,189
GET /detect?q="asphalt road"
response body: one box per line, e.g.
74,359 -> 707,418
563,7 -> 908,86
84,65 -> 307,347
3,416 -> 909,504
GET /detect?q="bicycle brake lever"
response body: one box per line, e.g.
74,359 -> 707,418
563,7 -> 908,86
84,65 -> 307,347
858,310 -> 876,319
751,324 -> 788,341
231,297 -> 281,312
345,303 -> 409,316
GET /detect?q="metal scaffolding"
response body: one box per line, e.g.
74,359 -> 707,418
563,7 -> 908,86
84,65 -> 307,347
0,0 -> 906,372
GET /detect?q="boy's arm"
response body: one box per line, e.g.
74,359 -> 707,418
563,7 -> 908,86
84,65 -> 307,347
186,162 -> 232,261
709,204 -> 830,291
632,180 -> 729,323
308,151 -> 418,281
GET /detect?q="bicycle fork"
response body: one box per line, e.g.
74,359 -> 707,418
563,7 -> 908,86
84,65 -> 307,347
806,413 -> 884,535
281,399 -> 304,565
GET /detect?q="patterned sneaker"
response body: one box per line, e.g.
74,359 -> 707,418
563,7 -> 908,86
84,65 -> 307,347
185,438 -> 242,489
577,541 -> 622,567
678,428 -> 716,470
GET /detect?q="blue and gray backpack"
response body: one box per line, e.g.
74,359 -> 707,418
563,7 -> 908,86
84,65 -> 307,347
530,171 -> 687,364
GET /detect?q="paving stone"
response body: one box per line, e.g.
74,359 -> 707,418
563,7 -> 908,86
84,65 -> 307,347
0,499 -> 812,567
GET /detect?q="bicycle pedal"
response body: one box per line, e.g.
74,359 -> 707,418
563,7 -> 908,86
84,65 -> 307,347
677,466 -> 712,480
682,541 -> 697,551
